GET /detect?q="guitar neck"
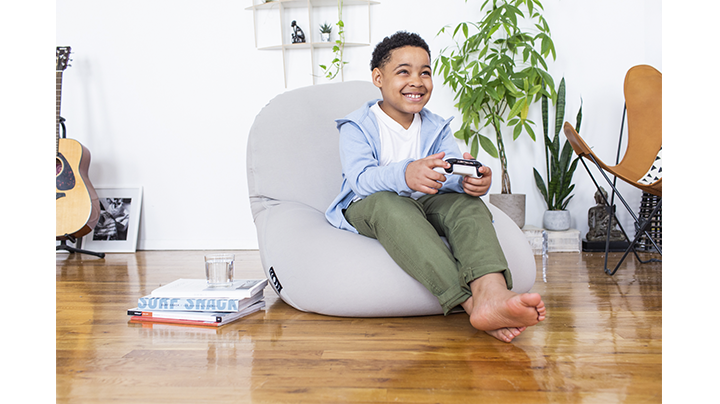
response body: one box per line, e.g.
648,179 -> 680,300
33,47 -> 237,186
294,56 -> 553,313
56,70 -> 62,154
55,45 -> 70,155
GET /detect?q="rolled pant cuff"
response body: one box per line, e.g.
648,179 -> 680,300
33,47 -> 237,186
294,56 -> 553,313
461,266 -> 514,291
438,288 -> 471,316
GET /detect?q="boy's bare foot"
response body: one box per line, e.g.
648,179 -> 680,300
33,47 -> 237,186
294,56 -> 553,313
461,273 -> 546,342
485,327 -> 527,343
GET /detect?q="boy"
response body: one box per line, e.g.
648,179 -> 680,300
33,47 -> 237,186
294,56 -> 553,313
325,31 -> 545,342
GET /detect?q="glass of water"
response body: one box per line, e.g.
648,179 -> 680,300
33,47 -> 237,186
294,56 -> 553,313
204,253 -> 235,287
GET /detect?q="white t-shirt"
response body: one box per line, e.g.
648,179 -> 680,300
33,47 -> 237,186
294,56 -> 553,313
370,101 -> 425,199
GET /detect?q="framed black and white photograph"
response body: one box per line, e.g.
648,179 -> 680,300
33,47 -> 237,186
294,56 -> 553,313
82,187 -> 143,253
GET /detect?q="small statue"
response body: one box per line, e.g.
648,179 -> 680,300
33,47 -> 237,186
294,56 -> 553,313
291,20 -> 306,44
586,187 -> 626,242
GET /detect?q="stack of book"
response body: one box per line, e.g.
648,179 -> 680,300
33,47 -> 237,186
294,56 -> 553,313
127,278 -> 268,327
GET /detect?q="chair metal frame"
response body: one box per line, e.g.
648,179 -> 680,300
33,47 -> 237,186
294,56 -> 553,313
576,110 -> 661,275
564,65 -> 662,275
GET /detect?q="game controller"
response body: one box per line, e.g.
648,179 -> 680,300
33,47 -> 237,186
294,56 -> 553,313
433,158 -> 484,178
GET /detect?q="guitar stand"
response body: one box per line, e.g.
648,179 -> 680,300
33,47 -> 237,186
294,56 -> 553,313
57,234 -> 105,259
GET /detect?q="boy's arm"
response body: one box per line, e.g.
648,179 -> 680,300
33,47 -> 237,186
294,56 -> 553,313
339,122 -> 414,198
435,124 -> 464,161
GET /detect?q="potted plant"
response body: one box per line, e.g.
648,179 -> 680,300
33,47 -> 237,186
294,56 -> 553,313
533,77 -> 581,231
435,0 -> 556,228
319,22 -> 332,42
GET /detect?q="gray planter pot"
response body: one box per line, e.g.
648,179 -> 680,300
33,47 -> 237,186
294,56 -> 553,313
543,210 -> 571,231
489,194 -> 525,229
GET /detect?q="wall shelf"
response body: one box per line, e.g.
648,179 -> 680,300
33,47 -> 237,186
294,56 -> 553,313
246,0 -> 379,87
258,41 -> 373,51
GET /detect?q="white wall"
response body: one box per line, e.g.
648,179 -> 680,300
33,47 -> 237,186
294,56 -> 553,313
55,0 -> 662,250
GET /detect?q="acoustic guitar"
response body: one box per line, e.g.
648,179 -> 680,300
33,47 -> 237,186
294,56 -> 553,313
56,46 -> 101,239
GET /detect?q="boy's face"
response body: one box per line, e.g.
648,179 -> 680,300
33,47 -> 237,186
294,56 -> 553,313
372,45 -> 433,129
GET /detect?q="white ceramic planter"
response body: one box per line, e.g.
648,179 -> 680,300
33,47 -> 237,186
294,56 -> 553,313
543,210 -> 571,231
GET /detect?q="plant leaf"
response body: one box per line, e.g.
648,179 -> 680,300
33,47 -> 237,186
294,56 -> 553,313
513,122 -> 523,140
471,135 -> 480,158
533,168 -> 549,208
555,77 -> 566,139
524,121 -> 536,141
575,99 -> 583,132
507,98 -> 527,119
479,134 -> 498,158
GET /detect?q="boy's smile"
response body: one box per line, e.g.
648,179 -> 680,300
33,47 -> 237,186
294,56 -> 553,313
372,45 -> 433,129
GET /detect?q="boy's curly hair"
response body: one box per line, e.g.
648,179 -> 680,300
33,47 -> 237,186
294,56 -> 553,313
370,31 -> 431,71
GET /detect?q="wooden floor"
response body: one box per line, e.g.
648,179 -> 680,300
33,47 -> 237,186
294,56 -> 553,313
56,250 -> 661,403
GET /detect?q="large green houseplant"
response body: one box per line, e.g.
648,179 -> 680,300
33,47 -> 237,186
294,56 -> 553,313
533,77 -> 581,230
435,0 -> 557,196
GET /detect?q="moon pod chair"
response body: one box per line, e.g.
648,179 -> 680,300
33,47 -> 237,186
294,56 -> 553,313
247,81 -> 536,317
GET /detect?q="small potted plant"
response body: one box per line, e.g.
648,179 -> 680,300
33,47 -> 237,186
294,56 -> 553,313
319,22 -> 332,42
533,77 -> 581,231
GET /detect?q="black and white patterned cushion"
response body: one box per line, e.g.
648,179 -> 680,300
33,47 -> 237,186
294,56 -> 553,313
638,146 -> 662,185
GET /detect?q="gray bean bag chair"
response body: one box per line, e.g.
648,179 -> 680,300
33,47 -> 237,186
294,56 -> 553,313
247,80 -> 536,317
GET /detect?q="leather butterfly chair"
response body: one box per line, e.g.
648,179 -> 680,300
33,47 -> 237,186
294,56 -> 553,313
563,65 -> 662,275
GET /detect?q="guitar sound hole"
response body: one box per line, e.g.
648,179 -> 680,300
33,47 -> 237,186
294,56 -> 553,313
56,157 -> 63,175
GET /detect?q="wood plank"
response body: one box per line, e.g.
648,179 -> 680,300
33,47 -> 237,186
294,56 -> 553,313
57,250 -> 661,403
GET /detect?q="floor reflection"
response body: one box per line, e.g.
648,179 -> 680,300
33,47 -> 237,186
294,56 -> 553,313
529,251 -> 661,402
56,250 -> 661,403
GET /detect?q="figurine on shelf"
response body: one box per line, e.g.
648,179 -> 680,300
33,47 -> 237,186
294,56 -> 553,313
291,20 -> 306,44
586,187 -> 626,242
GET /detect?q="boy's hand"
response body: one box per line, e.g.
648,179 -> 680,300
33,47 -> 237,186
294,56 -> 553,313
460,152 -> 492,197
405,152 -> 448,194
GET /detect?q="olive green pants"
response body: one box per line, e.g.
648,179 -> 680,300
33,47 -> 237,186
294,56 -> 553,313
344,191 -> 512,315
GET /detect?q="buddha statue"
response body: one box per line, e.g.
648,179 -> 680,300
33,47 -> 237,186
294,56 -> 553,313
586,187 -> 626,242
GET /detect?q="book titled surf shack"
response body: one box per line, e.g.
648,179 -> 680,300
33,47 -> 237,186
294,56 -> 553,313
137,294 -> 262,312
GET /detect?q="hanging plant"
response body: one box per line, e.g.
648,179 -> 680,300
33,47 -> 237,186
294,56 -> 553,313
319,0 -> 348,80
